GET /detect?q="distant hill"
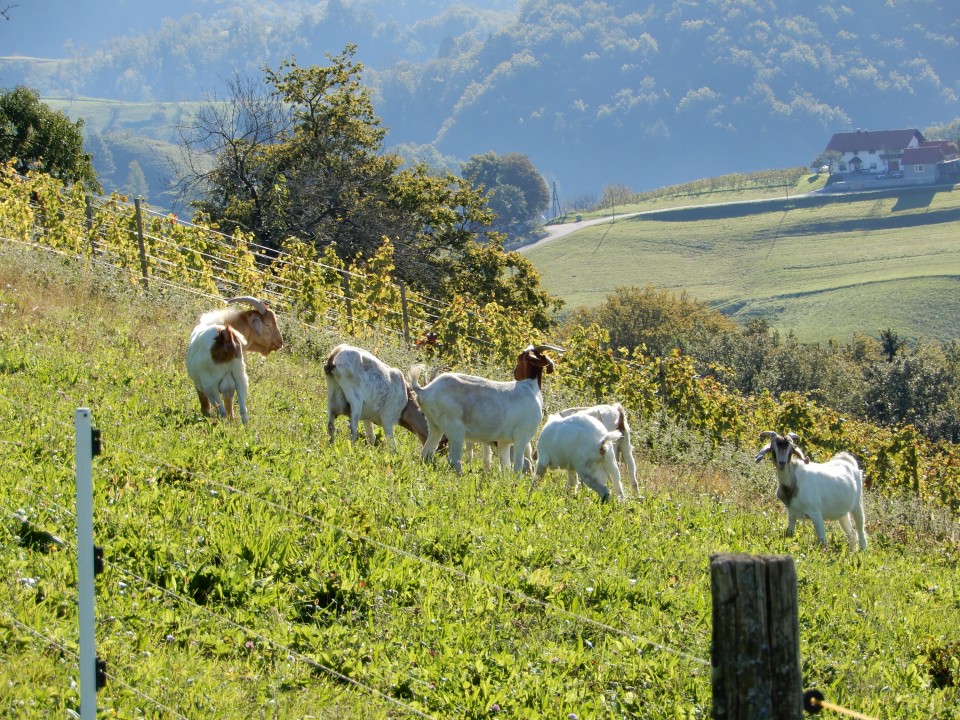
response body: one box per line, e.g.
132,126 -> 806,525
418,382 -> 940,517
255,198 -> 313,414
524,181 -> 960,344
3,0 -> 959,205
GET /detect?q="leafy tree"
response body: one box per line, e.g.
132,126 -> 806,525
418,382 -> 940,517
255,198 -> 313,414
0,86 -> 101,191
178,48 -> 560,324
563,285 -> 738,360
461,151 -> 550,236
125,160 -> 149,200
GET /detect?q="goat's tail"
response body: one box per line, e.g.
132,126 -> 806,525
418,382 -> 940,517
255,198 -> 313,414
407,364 -> 427,392
599,430 -> 623,455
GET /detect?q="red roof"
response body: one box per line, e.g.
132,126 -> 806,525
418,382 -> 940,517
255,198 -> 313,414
902,146 -> 947,164
825,129 -> 924,153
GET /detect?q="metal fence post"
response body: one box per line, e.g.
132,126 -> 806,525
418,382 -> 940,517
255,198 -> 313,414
85,196 -> 97,257
75,408 -> 98,720
710,553 -> 803,720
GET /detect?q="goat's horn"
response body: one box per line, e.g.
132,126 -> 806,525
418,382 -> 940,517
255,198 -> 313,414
226,296 -> 268,314
754,443 -> 772,463
531,344 -> 565,353
759,430 -> 778,440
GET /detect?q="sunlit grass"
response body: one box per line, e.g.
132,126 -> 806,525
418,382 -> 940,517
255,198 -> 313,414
1,244 -> 958,719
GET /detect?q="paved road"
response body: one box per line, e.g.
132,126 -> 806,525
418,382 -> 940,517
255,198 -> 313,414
519,211 -> 644,252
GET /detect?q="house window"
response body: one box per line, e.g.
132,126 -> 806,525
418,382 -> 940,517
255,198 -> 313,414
916,164 -> 926,173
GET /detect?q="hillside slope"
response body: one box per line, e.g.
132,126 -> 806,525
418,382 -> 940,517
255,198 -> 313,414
1,243 -> 959,718
525,185 -> 960,343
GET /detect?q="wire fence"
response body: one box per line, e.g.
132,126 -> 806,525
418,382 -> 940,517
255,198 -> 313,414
0,178 -> 895,720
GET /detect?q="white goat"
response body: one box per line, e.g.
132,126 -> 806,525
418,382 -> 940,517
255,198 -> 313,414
531,412 -> 624,502
324,344 -> 430,450
559,403 -> 639,495
755,431 -> 867,551
186,323 -> 250,424
409,345 -> 562,473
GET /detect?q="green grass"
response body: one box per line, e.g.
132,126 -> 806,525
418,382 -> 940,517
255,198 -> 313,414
528,185 -> 960,343
1,244 -> 959,718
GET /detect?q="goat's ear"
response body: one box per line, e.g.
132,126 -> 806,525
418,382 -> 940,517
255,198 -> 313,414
754,444 -> 771,463
249,314 -> 263,334
793,447 -> 810,464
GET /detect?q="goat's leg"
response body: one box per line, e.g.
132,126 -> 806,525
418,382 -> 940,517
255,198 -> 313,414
852,498 -> 868,550
196,390 -> 212,417
808,512 -> 829,547
837,514 -> 859,552
362,420 -> 377,446
784,510 -> 799,538
565,469 -> 579,495
445,434 -> 465,474
381,423 -> 398,452
231,370 -> 248,425
201,383 -> 227,418
496,443 -> 511,472
421,431 -> 444,462
605,459 -> 626,500
619,440 -> 639,495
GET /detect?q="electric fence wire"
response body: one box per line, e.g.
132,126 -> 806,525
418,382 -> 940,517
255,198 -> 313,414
0,390 -> 713,672
0,609 -> 192,720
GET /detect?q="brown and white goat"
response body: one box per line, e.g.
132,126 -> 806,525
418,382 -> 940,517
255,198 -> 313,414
324,344 -> 430,450
409,344 -> 563,474
755,431 -> 867,551
198,296 -> 283,357
186,324 -> 250,424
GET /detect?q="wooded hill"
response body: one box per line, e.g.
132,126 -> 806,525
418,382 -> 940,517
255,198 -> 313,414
4,0 -> 959,201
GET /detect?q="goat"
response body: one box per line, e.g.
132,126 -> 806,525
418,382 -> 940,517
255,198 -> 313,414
755,431 -> 867,551
559,403 -> 639,495
198,296 -> 283,357
409,344 -> 563,474
186,323 -> 250,424
324,343 -> 430,450
531,412 -> 624,502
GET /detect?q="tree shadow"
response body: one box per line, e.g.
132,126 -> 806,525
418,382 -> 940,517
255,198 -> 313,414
892,189 -> 937,212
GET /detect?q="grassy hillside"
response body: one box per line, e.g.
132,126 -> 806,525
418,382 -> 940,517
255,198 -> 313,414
526,184 -> 960,344
1,244 -> 959,718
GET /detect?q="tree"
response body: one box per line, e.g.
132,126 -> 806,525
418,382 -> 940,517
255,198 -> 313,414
178,49 -> 560,322
125,160 -> 149,200
461,151 -> 550,237
563,285 -> 738,360
0,86 -> 101,191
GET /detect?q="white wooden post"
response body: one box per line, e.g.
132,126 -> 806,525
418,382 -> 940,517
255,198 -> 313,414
75,408 -> 97,720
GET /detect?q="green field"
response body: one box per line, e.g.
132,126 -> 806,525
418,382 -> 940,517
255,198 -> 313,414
1,244 -> 959,718
526,185 -> 960,343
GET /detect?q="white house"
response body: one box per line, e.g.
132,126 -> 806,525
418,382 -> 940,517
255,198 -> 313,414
823,129 -> 924,175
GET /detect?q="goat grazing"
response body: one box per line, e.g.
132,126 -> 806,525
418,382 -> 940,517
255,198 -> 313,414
324,344 -> 430,450
198,296 -> 283,357
409,344 -> 563,473
186,323 -> 250,424
559,403 -> 639,495
531,412 -> 624,502
755,431 -> 867,551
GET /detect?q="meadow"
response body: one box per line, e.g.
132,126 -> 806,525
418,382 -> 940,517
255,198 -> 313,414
1,244 -> 959,719
527,184 -> 960,343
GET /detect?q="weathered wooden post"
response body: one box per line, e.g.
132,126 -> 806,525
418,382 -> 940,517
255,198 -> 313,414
710,553 -> 803,720
399,280 -> 411,348
85,196 -> 97,256
134,197 -> 148,290
340,269 -> 354,332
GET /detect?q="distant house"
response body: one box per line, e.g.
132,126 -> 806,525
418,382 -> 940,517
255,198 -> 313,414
823,128 -> 924,175
901,141 -> 960,184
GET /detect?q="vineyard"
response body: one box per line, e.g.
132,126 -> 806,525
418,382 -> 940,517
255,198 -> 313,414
2,163 -> 958,512
2,167 -> 960,718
